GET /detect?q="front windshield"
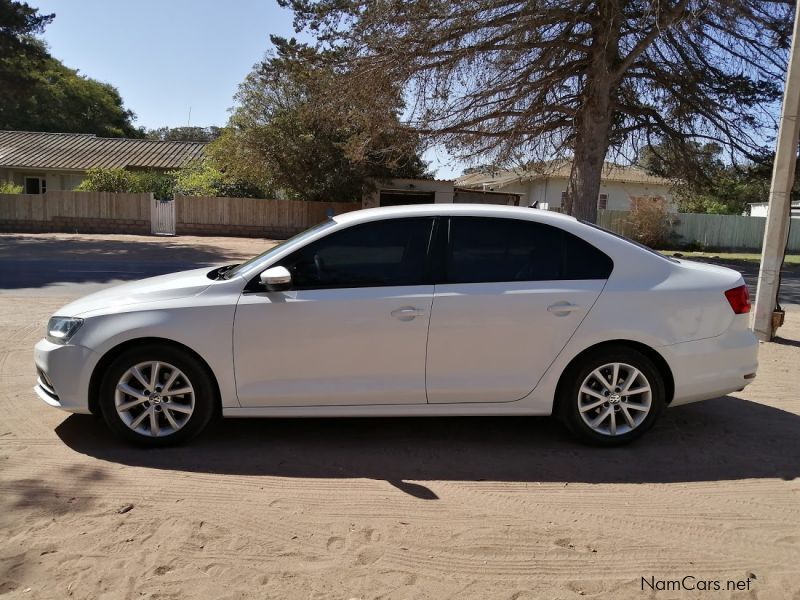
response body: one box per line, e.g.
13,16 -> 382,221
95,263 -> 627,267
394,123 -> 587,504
224,219 -> 338,279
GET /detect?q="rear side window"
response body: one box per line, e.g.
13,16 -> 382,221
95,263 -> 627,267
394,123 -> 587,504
445,217 -> 612,283
562,231 -> 615,279
276,217 -> 434,289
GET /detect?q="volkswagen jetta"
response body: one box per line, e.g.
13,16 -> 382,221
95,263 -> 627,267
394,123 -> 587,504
34,204 -> 758,446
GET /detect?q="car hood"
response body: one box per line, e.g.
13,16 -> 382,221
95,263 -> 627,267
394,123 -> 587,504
56,267 -> 216,317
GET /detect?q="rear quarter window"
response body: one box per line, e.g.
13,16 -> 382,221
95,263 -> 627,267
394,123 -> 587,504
562,231 -> 614,279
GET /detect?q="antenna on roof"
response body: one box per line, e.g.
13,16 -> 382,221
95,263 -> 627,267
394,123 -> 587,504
187,106 -> 192,127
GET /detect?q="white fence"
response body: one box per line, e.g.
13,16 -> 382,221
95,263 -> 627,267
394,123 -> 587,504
151,198 -> 176,235
598,210 -> 800,252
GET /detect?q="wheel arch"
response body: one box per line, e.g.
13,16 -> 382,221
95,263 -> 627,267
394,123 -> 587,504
88,337 -> 222,416
554,339 -> 675,411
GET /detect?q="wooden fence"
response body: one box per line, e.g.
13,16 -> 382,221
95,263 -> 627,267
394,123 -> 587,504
6,192 -> 793,249
597,209 -> 800,252
174,195 -> 361,238
0,191 -> 152,234
0,192 -> 360,237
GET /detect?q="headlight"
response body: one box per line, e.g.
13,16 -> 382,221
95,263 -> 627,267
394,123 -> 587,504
46,317 -> 84,344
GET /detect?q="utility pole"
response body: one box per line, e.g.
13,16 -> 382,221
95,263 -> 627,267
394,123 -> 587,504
752,2 -> 800,341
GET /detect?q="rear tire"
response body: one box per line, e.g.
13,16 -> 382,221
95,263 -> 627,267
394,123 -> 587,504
557,345 -> 665,446
98,344 -> 215,447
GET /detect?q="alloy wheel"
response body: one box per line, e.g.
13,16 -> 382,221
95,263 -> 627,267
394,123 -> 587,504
114,361 -> 195,437
577,362 -> 652,436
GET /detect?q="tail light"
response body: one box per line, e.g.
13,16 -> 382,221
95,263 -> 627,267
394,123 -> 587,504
724,285 -> 751,314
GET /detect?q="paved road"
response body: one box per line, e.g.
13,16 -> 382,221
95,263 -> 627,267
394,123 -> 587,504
0,233 -> 265,296
1,232 -> 798,304
685,257 -> 800,306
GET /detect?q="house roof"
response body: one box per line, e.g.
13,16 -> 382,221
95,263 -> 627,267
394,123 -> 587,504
456,160 -> 673,189
0,130 -> 206,171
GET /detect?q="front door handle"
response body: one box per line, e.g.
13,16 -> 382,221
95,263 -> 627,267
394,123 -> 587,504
547,301 -> 582,316
391,306 -> 425,321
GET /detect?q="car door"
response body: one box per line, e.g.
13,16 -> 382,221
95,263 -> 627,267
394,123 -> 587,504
233,217 -> 435,407
425,216 -> 613,404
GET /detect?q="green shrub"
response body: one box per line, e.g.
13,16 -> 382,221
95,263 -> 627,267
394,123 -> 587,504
172,161 -> 266,198
76,168 -> 133,192
0,182 -> 23,194
76,167 -> 175,199
75,163 -> 264,199
131,170 -> 175,200
171,162 -> 220,197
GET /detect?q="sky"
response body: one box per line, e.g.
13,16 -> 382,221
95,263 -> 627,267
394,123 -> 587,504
33,0 -> 462,179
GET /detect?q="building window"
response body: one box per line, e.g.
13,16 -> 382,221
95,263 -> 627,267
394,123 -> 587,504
598,193 -> 608,210
561,191 -> 568,205
24,177 -> 46,194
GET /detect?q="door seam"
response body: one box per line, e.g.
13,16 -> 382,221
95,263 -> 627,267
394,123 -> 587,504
423,286 -> 437,404
517,277 -> 611,402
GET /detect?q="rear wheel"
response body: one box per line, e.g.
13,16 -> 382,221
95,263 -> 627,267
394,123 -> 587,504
557,346 -> 665,446
99,345 -> 215,447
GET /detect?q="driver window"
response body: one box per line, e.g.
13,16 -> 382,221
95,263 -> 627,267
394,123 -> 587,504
276,217 -> 434,289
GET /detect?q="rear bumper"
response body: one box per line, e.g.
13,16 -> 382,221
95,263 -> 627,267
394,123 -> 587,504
662,327 -> 758,407
33,338 -> 97,414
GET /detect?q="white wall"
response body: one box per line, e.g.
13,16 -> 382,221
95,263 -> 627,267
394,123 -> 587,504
750,202 -> 800,218
363,178 -> 455,208
0,169 -> 85,192
503,177 -> 675,212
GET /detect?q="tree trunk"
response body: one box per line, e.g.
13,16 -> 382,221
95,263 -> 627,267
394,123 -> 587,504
567,104 -> 613,222
566,1 -> 619,223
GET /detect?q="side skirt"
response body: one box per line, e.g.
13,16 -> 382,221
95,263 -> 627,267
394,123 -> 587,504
223,403 -> 553,418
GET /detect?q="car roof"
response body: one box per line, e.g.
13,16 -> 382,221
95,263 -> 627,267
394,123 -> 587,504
332,203 -> 579,226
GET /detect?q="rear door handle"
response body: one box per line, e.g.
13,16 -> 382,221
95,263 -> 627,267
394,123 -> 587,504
391,306 -> 425,321
547,301 -> 582,316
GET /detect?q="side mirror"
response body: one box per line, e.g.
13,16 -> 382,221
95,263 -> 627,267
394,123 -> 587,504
259,266 -> 292,291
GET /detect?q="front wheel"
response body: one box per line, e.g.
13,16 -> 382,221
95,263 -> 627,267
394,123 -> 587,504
99,344 -> 215,447
557,346 -> 665,446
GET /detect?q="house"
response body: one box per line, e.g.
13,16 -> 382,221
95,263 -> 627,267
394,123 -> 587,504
362,177 -> 522,208
748,200 -> 800,218
0,130 -> 206,194
456,160 -> 675,211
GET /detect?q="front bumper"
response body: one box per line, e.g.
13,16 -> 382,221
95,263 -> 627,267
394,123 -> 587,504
33,338 -> 98,414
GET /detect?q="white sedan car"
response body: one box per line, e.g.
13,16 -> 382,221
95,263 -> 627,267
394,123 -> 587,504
34,204 -> 758,446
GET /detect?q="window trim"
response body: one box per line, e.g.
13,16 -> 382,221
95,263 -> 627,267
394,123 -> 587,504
245,216 -> 439,293
24,176 -> 46,194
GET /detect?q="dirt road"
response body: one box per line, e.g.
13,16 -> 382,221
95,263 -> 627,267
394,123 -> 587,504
1,234 -> 798,599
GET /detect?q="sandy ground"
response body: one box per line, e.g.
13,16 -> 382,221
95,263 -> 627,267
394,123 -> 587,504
0,234 -> 799,599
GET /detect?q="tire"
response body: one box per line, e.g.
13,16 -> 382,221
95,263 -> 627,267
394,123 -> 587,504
557,345 -> 665,446
98,344 -> 215,447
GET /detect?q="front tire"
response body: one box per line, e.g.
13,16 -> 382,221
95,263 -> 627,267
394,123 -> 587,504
557,346 -> 665,446
98,344 -> 215,447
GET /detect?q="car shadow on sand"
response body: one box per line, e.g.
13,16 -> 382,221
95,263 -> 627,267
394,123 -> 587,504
56,396 -> 799,498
